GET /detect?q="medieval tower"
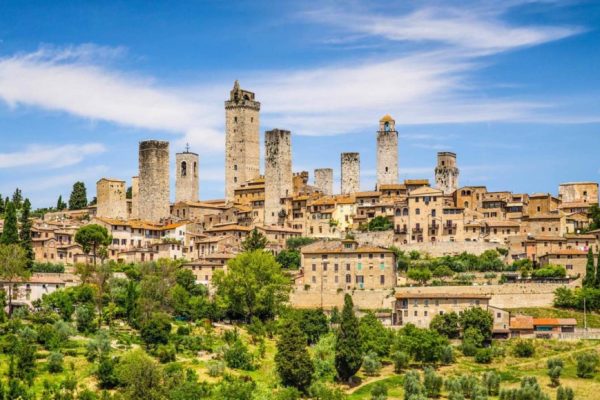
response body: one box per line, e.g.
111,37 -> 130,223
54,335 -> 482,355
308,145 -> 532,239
96,178 -> 128,220
314,168 -> 333,196
175,146 -> 199,203
225,80 -> 261,203
264,129 -> 293,226
341,152 -> 360,194
376,114 -> 399,188
138,140 -> 170,223
435,152 -> 460,195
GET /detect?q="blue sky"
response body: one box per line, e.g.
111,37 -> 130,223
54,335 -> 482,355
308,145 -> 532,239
0,0 -> 599,208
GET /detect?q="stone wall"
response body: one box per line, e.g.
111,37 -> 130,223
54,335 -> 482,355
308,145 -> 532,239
435,152 -> 459,195
376,128 -> 398,187
341,152 -> 360,194
130,176 -> 139,220
224,82 -> 260,203
138,140 -> 170,223
291,287 -> 395,310
96,178 -> 127,220
264,129 -> 292,226
175,152 -> 199,203
314,168 -> 333,195
558,182 -> 599,203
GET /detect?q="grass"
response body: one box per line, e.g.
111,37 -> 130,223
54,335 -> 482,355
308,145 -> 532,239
506,307 -> 600,328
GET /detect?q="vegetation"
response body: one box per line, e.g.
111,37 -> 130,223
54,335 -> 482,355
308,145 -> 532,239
241,228 -> 268,252
68,181 -> 88,210
335,294 -> 363,382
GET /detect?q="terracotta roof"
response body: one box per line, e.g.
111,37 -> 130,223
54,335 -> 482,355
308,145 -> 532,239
485,220 -> 521,227
301,240 -> 392,254
559,202 -> 594,209
355,191 -> 381,197
395,293 -> 491,300
379,184 -> 407,190
539,249 -> 588,257
404,179 -> 429,185
533,318 -> 577,326
205,224 -> 251,233
380,114 -> 394,122
510,315 -> 534,330
409,186 -> 442,196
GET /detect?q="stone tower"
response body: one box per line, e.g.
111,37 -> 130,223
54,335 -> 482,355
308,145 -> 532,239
314,168 -> 333,196
138,140 -> 170,223
264,129 -> 293,226
225,80 -> 261,203
376,114 -> 399,188
175,146 -> 199,203
341,152 -> 360,194
435,152 -> 459,195
96,178 -> 127,220
130,176 -> 139,219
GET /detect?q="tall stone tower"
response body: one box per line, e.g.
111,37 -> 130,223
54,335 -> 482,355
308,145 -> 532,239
376,114 -> 399,188
264,129 -> 293,226
225,80 -> 261,203
435,152 -> 459,195
138,140 -> 170,223
341,152 -> 360,194
314,168 -> 333,196
175,145 -> 199,203
96,178 -> 128,220
130,176 -> 139,219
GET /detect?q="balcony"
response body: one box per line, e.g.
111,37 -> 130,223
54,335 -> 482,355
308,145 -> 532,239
395,228 -> 407,234
412,227 -> 423,233
443,223 -> 457,231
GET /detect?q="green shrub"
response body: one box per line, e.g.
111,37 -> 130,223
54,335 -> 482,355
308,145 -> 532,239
207,360 -> 225,377
474,348 -> 493,364
557,386 -> 575,400
423,367 -> 443,398
47,351 -> 64,373
224,340 -> 254,370
371,382 -> 388,400
392,351 -> 410,373
362,351 -> 382,376
440,345 -> 454,365
155,343 -> 176,363
576,351 -> 599,378
512,340 -> 535,358
547,358 -> 563,387
482,371 -> 500,396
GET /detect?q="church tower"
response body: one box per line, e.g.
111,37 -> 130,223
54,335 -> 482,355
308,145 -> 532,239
175,145 -> 199,203
224,81 -> 261,203
376,114 -> 399,188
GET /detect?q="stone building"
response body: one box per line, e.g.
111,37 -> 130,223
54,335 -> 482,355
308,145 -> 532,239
314,168 -> 333,195
559,182 -> 599,204
95,178 -> 128,220
264,129 -> 293,226
341,152 -> 360,195
225,80 -> 261,203
435,152 -> 459,195
130,176 -> 139,219
138,140 -> 170,223
175,148 -> 199,203
376,115 -> 399,188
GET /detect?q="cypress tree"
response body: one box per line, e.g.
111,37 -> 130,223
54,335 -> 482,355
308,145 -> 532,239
68,181 -> 88,210
11,188 -> 22,209
583,248 -> 595,288
335,294 -> 362,382
0,201 -> 19,245
0,193 -> 4,214
275,320 -> 314,393
19,199 -> 34,269
241,228 -> 268,252
56,195 -> 66,211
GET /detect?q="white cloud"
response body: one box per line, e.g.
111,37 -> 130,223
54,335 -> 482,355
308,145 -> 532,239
0,143 -> 106,169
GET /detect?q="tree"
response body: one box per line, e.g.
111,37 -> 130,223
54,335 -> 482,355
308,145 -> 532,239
116,349 -> 164,400
68,181 -> 88,210
596,250 -> 600,289
140,312 -> 172,349
432,265 -> 454,279
547,358 -> 563,387
19,199 -> 33,269
430,312 -> 460,339
11,188 -> 22,209
47,352 -> 64,373
407,267 -> 432,285
359,312 -> 392,356
576,351 -> 599,378
334,294 -> 362,382
0,244 -> 30,313
56,195 -> 67,211
286,236 -> 317,250
459,307 -> 493,342
275,320 -> 314,393
242,228 -> 268,252
557,386 -> 575,400
367,216 -> 393,231
362,351 -> 382,376
394,324 -> 449,364
213,250 -> 291,321
74,224 -> 112,266
276,249 -> 301,269
1,201 -> 19,245
126,186 -> 133,199
583,248 -> 595,288
403,370 -> 424,400
424,367 -> 443,398
298,308 -> 329,345
513,340 -> 535,358
371,382 -> 388,400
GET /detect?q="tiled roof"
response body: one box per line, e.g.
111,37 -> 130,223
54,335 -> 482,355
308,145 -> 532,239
533,318 -> 577,326
510,315 -> 534,330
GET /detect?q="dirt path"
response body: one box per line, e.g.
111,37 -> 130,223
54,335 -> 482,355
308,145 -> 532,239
346,365 -> 395,394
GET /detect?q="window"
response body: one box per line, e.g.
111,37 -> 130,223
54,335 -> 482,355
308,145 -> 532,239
346,274 -> 351,283
312,264 -> 316,271
181,161 -> 187,177
414,311 -> 418,317
312,276 -> 316,284
424,311 -> 428,317
416,208 -> 420,215
424,299 -> 429,307
380,275 -> 385,285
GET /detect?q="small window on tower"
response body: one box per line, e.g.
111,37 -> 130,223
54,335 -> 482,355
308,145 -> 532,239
234,164 -> 238,171
234,116 -> 238,123
181,161 -> 187,177
251,117 -> 254,122
385,167 -> 388,172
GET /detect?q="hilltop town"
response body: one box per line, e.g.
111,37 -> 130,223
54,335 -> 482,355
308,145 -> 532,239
11,81 -> 596,327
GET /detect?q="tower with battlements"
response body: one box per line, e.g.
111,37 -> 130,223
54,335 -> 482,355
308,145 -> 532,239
225,81 -> 261,203
435,152 -> 459,195
376,114 -> 399,188
264,129 -> 293,226
341,152 -> 360,194
138,140 -> 170,223
175,146 -> 199,203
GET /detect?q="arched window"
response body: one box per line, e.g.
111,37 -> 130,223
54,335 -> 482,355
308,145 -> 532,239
193,161 -> 197,177
181,161 -> 187,177
403,208 -> 409,216
464,201 -> 469,208
395,208 -> 401,216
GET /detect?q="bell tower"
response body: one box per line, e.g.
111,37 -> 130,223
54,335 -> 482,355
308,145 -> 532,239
376,114 -> 399,188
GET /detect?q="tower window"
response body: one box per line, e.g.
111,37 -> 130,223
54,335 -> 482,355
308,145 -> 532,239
181,161 -> 187,177
385,167 -> 388,172
234,164 -> 237,171
234,116 -> 238,123
251,117 -> 254,122
193,162 -> 197,176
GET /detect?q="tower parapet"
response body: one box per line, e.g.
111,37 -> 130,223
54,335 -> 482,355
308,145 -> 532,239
435,151 -> 459,195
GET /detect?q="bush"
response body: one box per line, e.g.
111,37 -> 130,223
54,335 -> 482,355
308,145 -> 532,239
474,348 -> 493,364
547,358 -> 563,387
403,370 -> 423,400
513,340 -> 535,358
557,386 -> 575,400
275,387 -> 301,400
371,382 -> 388,400
207,360 -> 225,377
156,343 -> 176,363
47,351 -> 64,373
423,367 -> 443,398
440,346 -> 454,365
576,351 -> 599,378
224,340 -> 254,370
96,356 -> 118,389
482,371 -> 500,396
392,351 -> 410,373
362,351 -> 382,376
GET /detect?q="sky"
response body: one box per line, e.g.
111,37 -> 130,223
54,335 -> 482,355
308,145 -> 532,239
0,0 -> 599,208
